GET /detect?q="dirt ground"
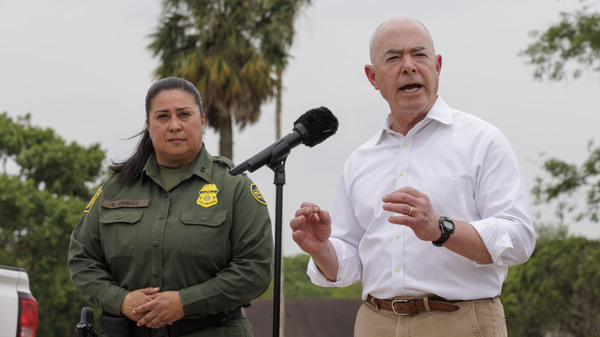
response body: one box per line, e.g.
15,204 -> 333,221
244,298 -> 363,337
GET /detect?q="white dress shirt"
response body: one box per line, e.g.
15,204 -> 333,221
307,97 -> 535,301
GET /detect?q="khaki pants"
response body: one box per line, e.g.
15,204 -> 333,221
354,297 -> 507,337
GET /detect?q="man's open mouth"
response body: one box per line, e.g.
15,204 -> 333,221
400,84 -> 422,93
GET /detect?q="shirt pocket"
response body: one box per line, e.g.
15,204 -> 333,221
99,208 -> 144,259
418,176 -> 471,217
178,209 -> 228,259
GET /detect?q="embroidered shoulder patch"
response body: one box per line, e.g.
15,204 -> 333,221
250,184 -> 267,205
197,184 -> 219,208
84,186 -> 103,213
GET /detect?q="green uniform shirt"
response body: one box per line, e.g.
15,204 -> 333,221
68,146 -> 273,318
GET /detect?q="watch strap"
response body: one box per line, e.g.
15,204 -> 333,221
432,232 -> 451,247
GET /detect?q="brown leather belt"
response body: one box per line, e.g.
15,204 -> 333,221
367,294 -> 460,315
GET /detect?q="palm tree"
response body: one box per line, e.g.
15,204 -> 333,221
255,0 -> 312,140
148,0 -> 310,160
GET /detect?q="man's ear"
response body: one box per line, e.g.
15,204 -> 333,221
364,65 -> 379,90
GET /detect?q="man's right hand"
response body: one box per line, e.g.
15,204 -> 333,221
290,202 -> 339,281
290,202 -> 332,255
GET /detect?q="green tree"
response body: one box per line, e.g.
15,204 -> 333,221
149,0 -> 311,159
0,112 -> 106,337
502,237 -> 600,336
520,1 -> 600,81
521,3 -> 600,221
517,4 -> 600,335
531,140 -> 600,228
258,254 -> 362,300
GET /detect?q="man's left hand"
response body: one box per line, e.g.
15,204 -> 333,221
382,186 -> 440,241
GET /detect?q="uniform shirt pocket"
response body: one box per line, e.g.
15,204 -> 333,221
99,209 -> 144,273
178,209 -> 228,259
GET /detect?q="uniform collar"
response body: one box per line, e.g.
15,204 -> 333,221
190,144 -> 214,182
143,144 -> 214,185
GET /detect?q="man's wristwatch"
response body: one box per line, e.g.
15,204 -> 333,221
432,216 -> 455,247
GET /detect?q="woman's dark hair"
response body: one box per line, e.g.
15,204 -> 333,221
110,77 -> 204,185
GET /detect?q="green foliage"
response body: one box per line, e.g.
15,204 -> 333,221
519,6 -> 600,332
0,112 -> 105,196
532,140 -> 600,226
258,254 -> 362,300
523,140 -> 600,336
520,1 -> 600,81
0,112 -> 105,337
502,237 -> 600,336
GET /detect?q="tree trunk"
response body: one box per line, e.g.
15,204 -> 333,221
219,109 -> 233,160
275,68 -> 282,140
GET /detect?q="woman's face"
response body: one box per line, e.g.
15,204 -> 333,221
146,89 -> 205,167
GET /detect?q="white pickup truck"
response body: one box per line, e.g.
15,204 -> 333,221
0,265 -> 38,337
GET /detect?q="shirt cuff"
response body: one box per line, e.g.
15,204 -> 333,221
471,219 -> 513,267
306,238 -> 360,287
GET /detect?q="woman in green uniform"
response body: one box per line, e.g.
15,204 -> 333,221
68,77 -> 273,337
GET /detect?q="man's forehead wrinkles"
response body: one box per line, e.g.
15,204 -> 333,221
385,45 -> 428,55
386,48 -> 403,55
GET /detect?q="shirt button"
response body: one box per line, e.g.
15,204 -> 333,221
403,142 -> 408,148
153,272 -> 159,279
399,171 -> 405,176
159,215 -> 165,219
395,234 -> 401,239
395,267 -> 400,272
153,241 -> 159,247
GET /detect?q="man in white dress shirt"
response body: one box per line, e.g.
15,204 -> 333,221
289,17 -> 536,336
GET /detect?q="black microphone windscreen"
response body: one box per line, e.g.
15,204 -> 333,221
294,107 -> 338,147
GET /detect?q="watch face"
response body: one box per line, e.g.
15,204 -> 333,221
442,219 -> 455,232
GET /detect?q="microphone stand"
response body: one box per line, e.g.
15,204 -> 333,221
266,140 -> 292,337
271,162 -> 285,337
231,140 -> 293,337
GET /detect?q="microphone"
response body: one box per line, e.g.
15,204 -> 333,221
229,107 -> 338,175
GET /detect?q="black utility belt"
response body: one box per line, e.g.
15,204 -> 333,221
100,309 -> 242,337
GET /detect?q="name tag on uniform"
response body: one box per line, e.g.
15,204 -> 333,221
101,199 -> 150,209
